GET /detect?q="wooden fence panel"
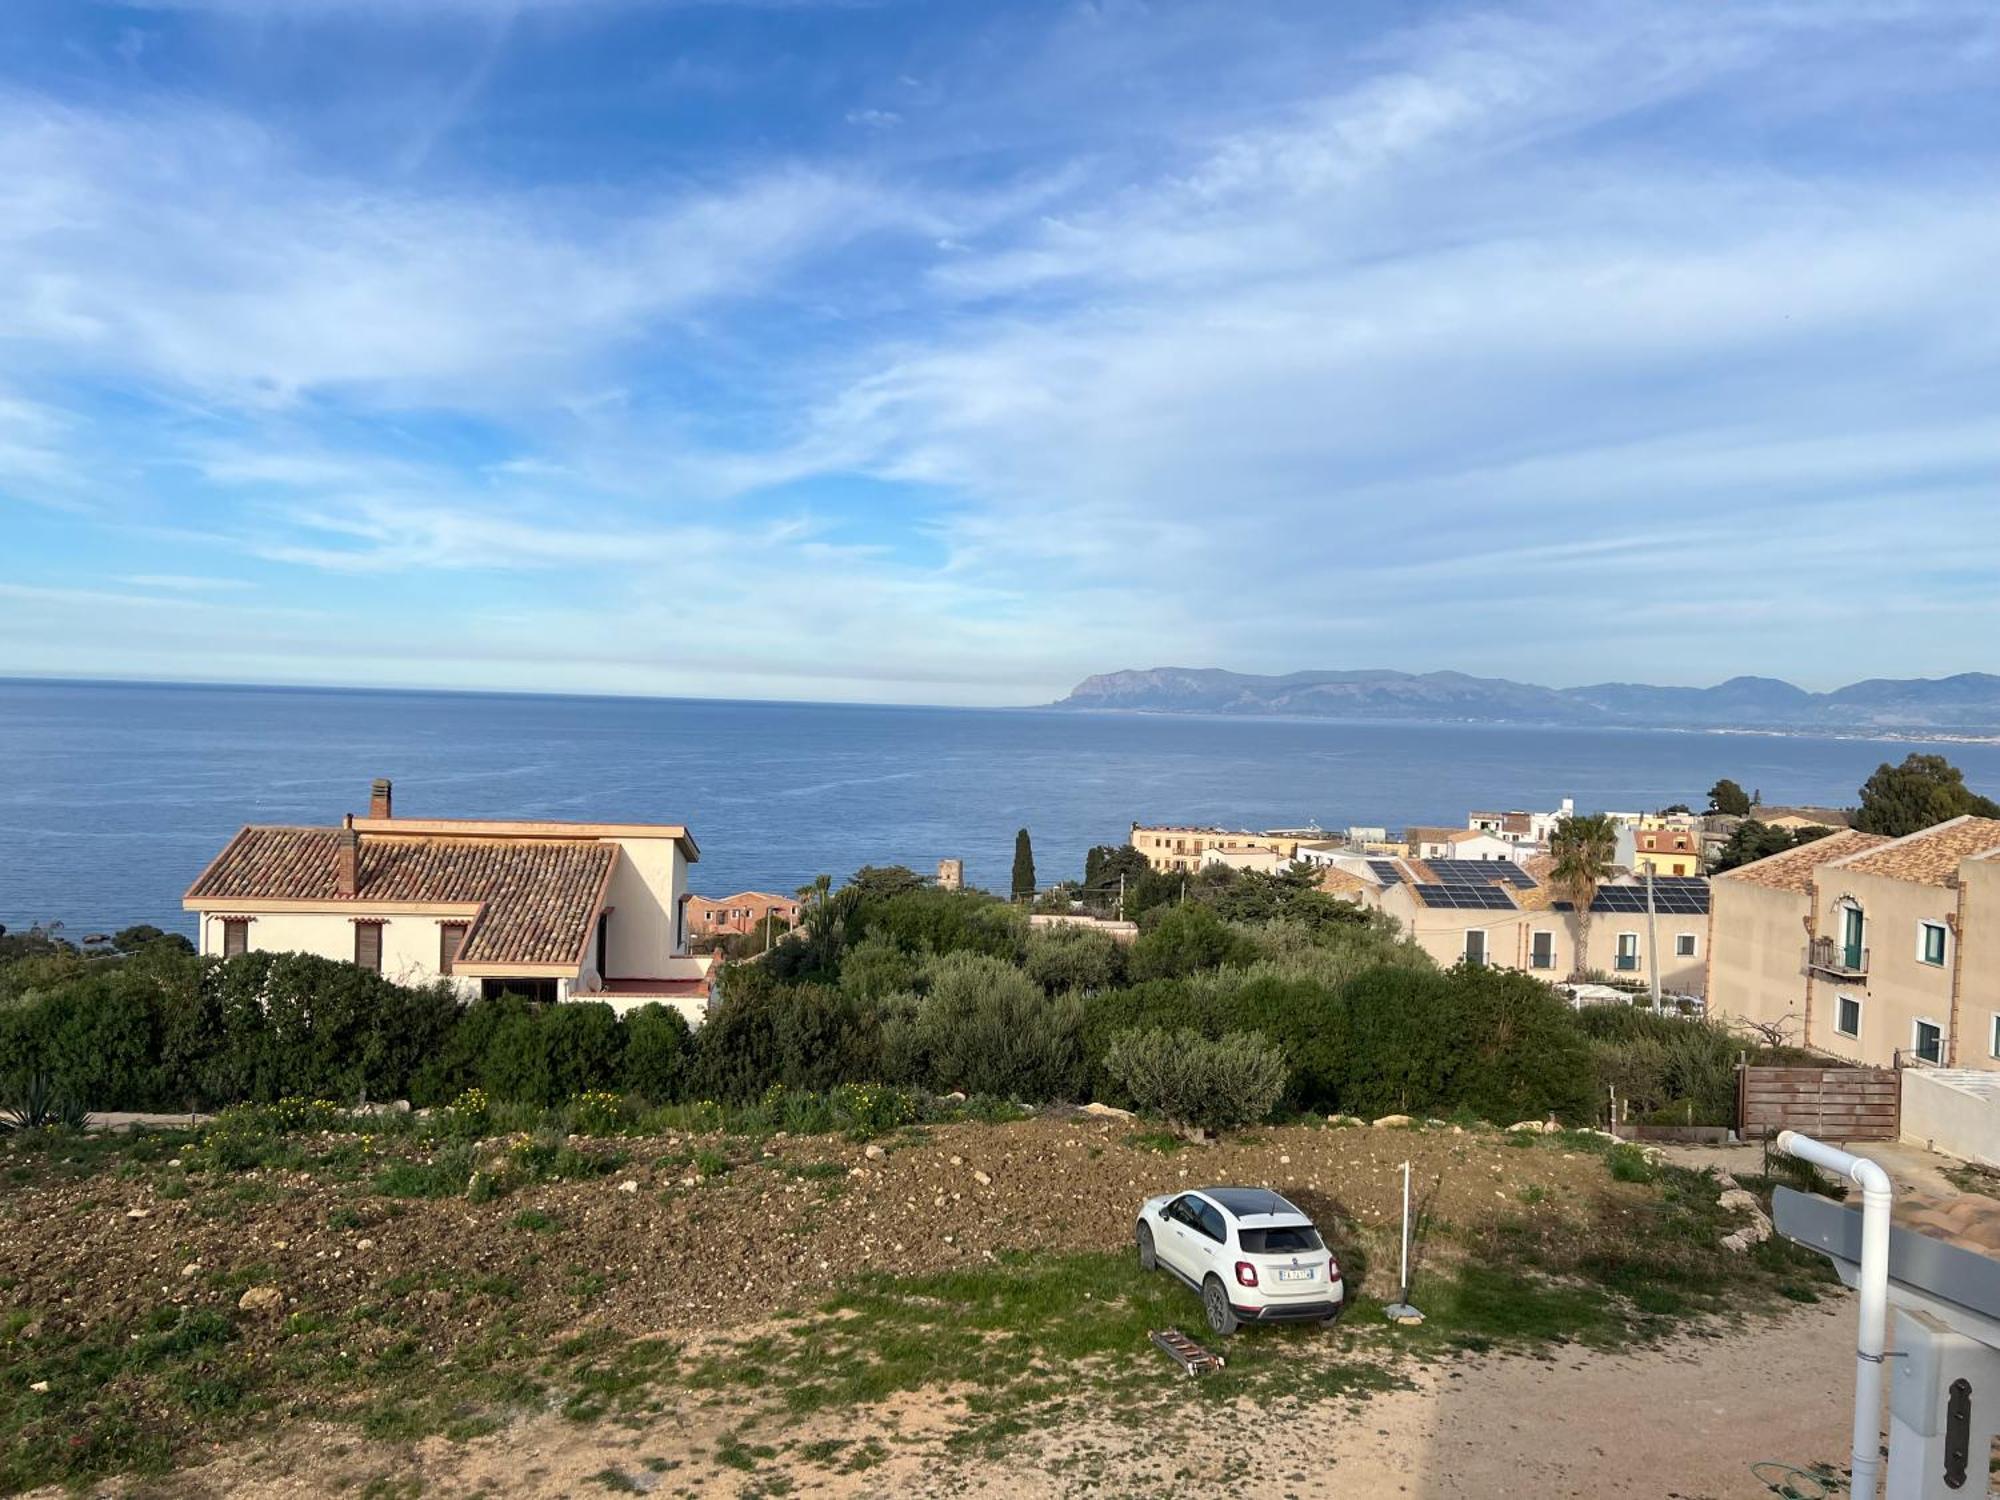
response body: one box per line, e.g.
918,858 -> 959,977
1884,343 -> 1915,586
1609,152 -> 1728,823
1736,1065 -> 1900,1141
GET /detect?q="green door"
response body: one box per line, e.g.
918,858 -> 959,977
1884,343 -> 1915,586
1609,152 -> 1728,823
1841,906 -> 1864,970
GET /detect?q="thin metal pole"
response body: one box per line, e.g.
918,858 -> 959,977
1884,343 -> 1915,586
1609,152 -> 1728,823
1399,1160 -> 1411,1302
1645,864 -> 1662,1007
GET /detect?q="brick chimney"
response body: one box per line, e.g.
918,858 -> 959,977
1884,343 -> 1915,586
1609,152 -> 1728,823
336,815 -> 359,897
369,778 -> 393,819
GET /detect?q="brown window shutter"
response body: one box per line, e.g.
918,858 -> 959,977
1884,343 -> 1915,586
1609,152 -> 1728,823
355,922 -> 383,974
440,923 -> 467,975
223,919 -> 249,959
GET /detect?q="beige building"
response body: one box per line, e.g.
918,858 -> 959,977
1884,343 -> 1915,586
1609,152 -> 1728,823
687,891 -> 799,939
1708,816 -> 2000,1070
1634,826 -> 1701,877
1360,855 -> 1710,992
1405,827 -> 1523,862
184,778 -> 716,1024
1200,845 -> 1291,874
1129,824 -> 1306,874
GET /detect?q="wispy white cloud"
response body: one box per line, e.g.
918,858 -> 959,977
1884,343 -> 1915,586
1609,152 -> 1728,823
0,93 -> 915,408
6,0 -> 2000,699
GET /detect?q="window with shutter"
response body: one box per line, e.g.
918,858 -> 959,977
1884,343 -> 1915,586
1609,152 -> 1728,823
355,922 -> 383,974
439,922 -> 467,974
223,919 -> 249,958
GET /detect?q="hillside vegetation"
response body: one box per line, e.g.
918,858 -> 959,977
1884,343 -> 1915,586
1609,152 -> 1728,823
5,867 -> 1802,1131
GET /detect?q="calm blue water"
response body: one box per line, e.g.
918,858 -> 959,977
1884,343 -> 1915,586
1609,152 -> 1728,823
4,678 -> 1998,937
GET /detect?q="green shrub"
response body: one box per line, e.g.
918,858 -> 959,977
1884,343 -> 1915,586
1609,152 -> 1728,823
829,1082 -> 920,1138
1607,1144 -> 1658,1184
837,935 -> 923,1003
568,1090 -> 629,1136
478,1004 -> 554,1106
435,1087 -> 492,1139
846,888 -> 1025,963
1102,1028 -> 1287,1133
882,953 -> 1086,1101
1023,925 -> 1124,995
1128,905 -> 1257,981
620,1004 -> 692,1103
694,972 -> 787,1101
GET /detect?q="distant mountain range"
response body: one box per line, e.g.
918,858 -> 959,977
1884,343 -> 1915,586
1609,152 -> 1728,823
1051,668 -> 2000,735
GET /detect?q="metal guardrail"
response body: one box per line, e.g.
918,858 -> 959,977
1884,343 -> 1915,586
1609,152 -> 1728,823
1805,935 -> 1868,978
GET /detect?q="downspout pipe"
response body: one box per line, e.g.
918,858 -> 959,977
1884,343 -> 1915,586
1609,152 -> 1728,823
1776,1130 -> 1893,1499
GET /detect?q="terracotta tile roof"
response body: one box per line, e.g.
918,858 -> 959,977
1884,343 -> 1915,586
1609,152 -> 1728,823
1404,826 -> 1459,846
1316,867 -> 1370,897
1713,829 -> 1890,893
1511,853 -> 1559,911
1635,828 -> 1698,853
186,826 -> 615,966
1830,816 -> 2000,888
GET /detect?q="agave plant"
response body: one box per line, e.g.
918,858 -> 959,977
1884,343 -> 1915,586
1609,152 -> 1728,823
0,1072 -> 90,1133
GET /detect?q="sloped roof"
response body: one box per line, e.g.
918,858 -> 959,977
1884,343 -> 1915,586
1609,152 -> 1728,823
186,826 -> 615,967
1829,816 -> 2000,888
1713,829 -> 1890,893
1315,866 -> 1371,897
1510,853 -> 1560,911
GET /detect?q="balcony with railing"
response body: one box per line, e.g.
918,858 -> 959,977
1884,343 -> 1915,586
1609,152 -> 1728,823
1805,935 -> 1869,980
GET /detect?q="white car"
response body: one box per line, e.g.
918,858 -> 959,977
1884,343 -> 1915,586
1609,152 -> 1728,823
1135,1186 -> 1344,1337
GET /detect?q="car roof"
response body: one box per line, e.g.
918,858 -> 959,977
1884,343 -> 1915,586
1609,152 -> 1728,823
1194,1186 -> 1301,1219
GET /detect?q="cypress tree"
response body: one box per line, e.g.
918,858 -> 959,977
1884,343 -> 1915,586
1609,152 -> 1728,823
1011,828 -> 1037,901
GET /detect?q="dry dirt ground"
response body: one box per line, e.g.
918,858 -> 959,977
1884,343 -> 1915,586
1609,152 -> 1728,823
53,1303 -> 1856,1500
4,1115 -> 1865,1499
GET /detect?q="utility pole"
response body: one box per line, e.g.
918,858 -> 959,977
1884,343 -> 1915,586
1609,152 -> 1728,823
1118,871 -> 1126,922
1644,864 -> 1662,1008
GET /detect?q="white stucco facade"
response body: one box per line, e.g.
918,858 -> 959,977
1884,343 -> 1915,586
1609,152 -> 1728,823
185,794 -> 717,1022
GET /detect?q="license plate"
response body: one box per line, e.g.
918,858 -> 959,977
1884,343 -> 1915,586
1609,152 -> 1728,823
1277,1268 -> 1314,1282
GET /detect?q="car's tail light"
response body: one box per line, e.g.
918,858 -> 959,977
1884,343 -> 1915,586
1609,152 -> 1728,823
1234,1260 -> 1258,1287
1326,1256 -> 1341,1279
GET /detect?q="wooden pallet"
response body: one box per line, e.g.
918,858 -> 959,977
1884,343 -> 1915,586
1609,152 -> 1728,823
1150,1327 -> 1225,1377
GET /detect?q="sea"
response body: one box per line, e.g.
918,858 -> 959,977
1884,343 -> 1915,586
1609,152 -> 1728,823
5,677 -> 1999,939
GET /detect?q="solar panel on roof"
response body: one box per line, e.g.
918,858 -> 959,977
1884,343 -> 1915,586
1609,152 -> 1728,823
1368,860 -> 1403,884
1428,858 -> 1537,888
1553,883 -> 1712,915
1414,884 -> 1514,909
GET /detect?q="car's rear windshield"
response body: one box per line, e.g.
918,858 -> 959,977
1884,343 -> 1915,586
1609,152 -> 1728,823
1240,1225 -> 1323,1254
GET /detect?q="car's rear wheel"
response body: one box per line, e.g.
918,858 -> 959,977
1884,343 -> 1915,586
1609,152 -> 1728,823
1136,1221 -> 1157,1272
1202,1275 -> 1239,1338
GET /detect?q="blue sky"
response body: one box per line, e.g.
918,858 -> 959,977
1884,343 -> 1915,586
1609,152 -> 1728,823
2,0 -> 1997,706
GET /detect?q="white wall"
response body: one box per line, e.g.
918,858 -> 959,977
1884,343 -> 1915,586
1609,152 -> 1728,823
1900,1068 -> 2000,1168
195,908 -> 480,997
602,837 -> 690,979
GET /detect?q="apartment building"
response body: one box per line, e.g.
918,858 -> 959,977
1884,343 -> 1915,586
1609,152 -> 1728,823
1634,826 -> 1701,877
686,891 -> 800,939
1405,827 -> 1523,862
1708,816 -> 2000,1069
1129,824 -> 1306,874
1357,855 -> 1710,992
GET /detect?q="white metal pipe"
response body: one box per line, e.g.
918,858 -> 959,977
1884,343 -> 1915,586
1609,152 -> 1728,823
1777,1130 -> 1894,1499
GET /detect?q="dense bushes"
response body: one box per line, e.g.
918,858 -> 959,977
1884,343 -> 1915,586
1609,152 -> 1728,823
0,948 -> 701,1112
1103,1028 -> 1287,1133
882,953 -> 1087,1101
4,862 -> 1777,1131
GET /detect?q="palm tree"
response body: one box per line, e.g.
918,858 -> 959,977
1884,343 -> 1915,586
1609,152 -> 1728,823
1548,813 -> 1618,979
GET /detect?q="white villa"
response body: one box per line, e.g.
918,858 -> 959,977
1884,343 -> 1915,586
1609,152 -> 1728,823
183,778 -> 716,1023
